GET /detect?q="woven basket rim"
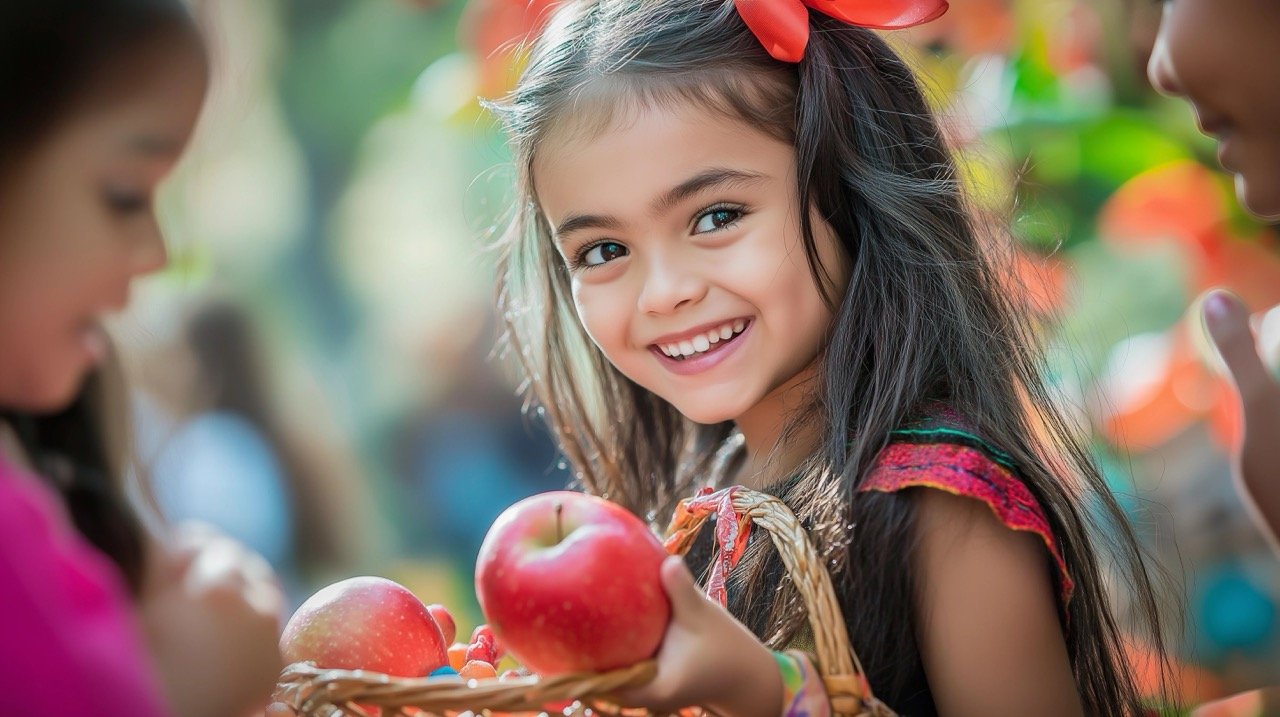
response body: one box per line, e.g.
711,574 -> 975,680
275,486 -> 894,717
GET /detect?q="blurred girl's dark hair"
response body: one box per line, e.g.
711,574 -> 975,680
0,0 -> 202,595
0,0 -> 200,165
0,353 -> 149,593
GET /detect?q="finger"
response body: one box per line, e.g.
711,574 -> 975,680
1203,290 -> 1280,413
244,574 -> 286,622
185,538 -> 251,592
661,556 -> 707,612
235,545 -> 279,586
143,539 -> 198,592
170,520 -> 223,549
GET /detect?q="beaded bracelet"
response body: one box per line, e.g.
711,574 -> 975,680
772,650 -> 832,717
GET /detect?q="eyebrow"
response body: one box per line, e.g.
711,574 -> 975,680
553,213 -> 624,241
552,167 -> 768,242
649,168 -> 767,216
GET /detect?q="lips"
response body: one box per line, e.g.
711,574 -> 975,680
76,320 -> 108,363
1197,115 -> 1230,138
649,319 -> 753,377
652,318 -> 749,360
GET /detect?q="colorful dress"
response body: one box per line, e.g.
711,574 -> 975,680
862,409 -> 1074,610
683,408 -> 1074,716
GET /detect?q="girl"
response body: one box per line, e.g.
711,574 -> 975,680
492,0 -> 1169,715
1146,3 -> 1280,713
0,1 -> 283,715
1147,0 -> 1280,553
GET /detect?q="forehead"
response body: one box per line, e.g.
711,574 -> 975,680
532,97 -> 794,217
83,39 -> 208,145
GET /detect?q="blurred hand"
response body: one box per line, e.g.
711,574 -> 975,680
616,556 -> 782,717
1203,290 -> 1280,548
140,523 -> 285,717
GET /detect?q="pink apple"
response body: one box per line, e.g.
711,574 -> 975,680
475,491 -> 671,676
281,576 -> 448,677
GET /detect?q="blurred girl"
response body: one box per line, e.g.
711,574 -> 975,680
0,2 -> 283,715
1148,0 -> 1280,554
1147,3 -> 1280,713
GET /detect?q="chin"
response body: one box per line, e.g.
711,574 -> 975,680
12,375 -> 87,415
665,395 -> 752,426
1235,171 -> 1280,223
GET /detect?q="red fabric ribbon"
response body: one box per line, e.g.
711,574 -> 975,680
671,486 -> 753,608
734,0 -> 949,62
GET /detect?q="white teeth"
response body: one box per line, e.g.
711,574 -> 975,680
658,319 -> 749,360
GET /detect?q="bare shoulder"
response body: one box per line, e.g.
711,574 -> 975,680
909,488 -> 1084,717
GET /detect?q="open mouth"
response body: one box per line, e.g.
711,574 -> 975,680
653,318 -> 750,362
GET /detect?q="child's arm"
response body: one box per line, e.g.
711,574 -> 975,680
912,488 -> 1084,717
139,524 -> 285,717
1202,290 -> 1280,550
618,556 -> 785,717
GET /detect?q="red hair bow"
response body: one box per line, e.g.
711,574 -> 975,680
735,0 -> 949,62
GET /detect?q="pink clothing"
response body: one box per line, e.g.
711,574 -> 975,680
0,459 -> 170,716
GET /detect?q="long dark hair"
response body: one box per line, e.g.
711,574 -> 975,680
0,0 -> 203,595
492,1 -> 1169,713
0,353 -> 150,594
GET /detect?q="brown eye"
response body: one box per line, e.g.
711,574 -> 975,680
582,241 -> 628,267
694,207 -> 742,233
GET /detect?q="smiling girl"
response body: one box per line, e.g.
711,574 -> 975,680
491,1 -> 1170,715
1148,0 -> 1280,563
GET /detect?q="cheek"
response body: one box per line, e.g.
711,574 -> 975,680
572,281 -> 629,358
0,283 -> 84,410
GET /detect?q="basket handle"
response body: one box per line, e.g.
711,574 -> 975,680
663,487 -> 895,717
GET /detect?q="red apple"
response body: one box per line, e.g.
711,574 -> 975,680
281,576 -> 448,677
427,603 -> 457,644
475,491 -> 671,676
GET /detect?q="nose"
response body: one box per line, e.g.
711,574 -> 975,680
131,218 -> 169,277
636,253 -> 707,315
1146,25 -> 1183,97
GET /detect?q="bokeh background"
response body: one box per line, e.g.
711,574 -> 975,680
119,0 -> 1280,703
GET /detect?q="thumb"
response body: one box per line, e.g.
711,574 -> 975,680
1203,290 -> 1279,411
660,555 -> 709,617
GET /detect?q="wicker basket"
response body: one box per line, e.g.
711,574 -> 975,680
274,487 -> 895,717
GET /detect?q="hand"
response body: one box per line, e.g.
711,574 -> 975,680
140,523 -> 286,717
616,556 -> 783,717
1202,290 -> 1280,547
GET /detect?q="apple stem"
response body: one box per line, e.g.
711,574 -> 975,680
555,502 -> 564,543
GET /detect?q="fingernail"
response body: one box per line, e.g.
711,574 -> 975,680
1205,291 -> 1229,320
